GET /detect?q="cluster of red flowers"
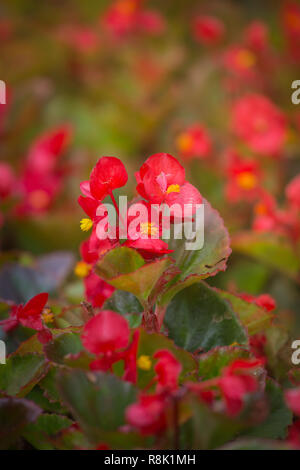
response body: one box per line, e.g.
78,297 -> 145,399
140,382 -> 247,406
80,307 -> 268,435
77,153 -> 202,308
0,124 -> 72,226
101,0 -> 165,39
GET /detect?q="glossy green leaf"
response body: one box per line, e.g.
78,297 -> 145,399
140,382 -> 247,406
168,199 -> 231,282
164,283 -> 248,352
57,370 -> 137,445
0,353 -> 46,397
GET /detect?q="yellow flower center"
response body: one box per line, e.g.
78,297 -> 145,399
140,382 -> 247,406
28,190 -> 50,210
176,133 -> 193,153
137,355 -> 152,371
236,172 -> 257,190
140,222 -> 159,237
80,218 -> 93,232
42,309 -> 54,324
254,202 -> 267,215
74,261 -> 91,278
237,49 -> 256,69
166,184 -> 180,194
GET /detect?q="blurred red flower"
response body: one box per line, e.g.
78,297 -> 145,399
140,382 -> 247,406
126,393 -> 167,435
192,15 -> 225,45
232,94 -> 287,156
176,124 -> 212,160
218,358 -> 264,416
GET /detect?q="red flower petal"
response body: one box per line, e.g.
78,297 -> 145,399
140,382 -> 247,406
81,310 -> 130,355
90,156 -> 128,201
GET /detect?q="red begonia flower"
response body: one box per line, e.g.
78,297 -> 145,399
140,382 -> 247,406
89,156 -> 128,201
218,358 -> 264,416
176,124 -> 212,160
240,293 -> 276,312
81,310 -> 130,355
16,292 -> 49,331
26,125 -> 72,173
125,238 -> 172,260
232,94 -> 287,156
285,387 -> 300,416
0,293 -> 51,344
286,174 -> 300,210
192,16 -> 225,45
222,45 -> 258,81
101,0 -> 164,38
135,153 -> 202,212
84,271 -> 115,308
126,393 -> 167,435
154,350 -> 182,391
16,125 -> 72,215
225,150 -> 262,203
244,21 -> 269,52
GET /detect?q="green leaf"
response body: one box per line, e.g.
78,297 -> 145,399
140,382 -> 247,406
198,346 -> 250,380
104,290 -> 143,315
245,380 -> 292,440
97,247 -> 172,301
168,199 -> 231,281
44,332 -> 83,365
39,368 -> 61,403
23,413 -> 73,450
57,370 -> 137,445
0,353 -> 46,396
0,397 -> 41,450
96,247 -> 145,279
232,232 -> 300,280
217,290 -> 273,335
164,283 -> 248,352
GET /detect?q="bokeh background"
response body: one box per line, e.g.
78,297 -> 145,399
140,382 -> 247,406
0,0 -> 300,341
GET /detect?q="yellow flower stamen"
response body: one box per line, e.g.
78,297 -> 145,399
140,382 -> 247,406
254,202 -> 267,216
166,184 -> 180,194
42,309 -> 54,324
236,172 -> 257,190
237,49 -> 256,69
140,222 -> 159,237
137,355 -> 152,371
28,190 -> 50,210
176,133 -> 193,153
74,261 -> 91,278
80,218 -> 93,232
